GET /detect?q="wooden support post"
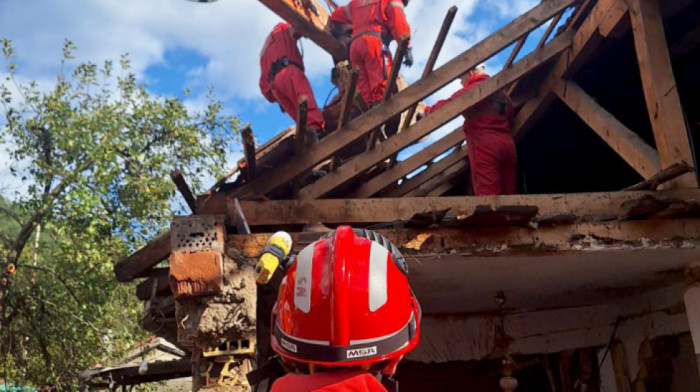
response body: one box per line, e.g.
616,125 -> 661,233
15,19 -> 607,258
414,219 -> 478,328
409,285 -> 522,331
295,98 -> 308,155
170,169 -> 197,213
351,127 -> 464,197
241,125 -> 256,182
400,6 -> 458,134
231,0 -> 577,199
298,32 -> 573,199
367,38 -> 409,151
385,146 -> 469,197
628,0 -> 697,188
335,68 -> 359,133
554,79 -> 661,178
135,268 -> 171,301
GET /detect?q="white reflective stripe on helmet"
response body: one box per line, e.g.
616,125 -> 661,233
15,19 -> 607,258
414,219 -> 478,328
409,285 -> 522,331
368,241 -> 389,312
294,243 -> 314,313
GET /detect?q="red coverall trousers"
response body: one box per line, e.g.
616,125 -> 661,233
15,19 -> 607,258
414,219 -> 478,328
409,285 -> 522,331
270,369 -> 388,392
272,66 -> 325,131
465,128 -> 517,196
350,35 -> 391,105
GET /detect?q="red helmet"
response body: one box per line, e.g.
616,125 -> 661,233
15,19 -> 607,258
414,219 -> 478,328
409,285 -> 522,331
270,226 -> 421,375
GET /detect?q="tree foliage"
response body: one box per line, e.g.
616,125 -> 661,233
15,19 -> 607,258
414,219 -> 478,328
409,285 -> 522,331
0,39 -> 239,388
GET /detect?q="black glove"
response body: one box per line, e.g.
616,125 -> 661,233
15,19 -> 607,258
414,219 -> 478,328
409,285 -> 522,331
403,46 -> 414,67
416,112 -> 425,121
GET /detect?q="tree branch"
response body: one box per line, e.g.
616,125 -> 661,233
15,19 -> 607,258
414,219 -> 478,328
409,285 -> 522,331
0,205 -> 22,225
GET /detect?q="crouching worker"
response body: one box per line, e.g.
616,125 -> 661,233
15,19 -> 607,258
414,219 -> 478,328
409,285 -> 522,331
250,226 -> 421,392
424,64 -> 517,196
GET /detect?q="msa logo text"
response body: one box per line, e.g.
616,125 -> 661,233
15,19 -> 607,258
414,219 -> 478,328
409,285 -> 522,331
346,346 -> 377,359
280,338 -> 298,353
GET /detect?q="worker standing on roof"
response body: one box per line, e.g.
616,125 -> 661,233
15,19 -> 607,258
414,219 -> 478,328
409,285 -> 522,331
424,65 -> 517,196
250,226 -> 421,392
260,22 -> 325,140
330,0 -> 413,108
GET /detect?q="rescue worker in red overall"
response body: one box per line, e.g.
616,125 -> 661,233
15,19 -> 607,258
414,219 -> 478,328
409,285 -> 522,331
424,64 -> 517,196
260,22 -> 325,138
330,0 -> 414,107
267,226 -> 421,391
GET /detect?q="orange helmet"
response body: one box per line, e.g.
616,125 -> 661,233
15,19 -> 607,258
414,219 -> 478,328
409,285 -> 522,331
270,226 -> 421,375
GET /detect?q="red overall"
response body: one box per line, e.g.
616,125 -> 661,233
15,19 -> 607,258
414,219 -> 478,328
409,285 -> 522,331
270,369 -> 387,392
425,74 -> 517,195
259,22 -> 325,131
331,1 -> 410,105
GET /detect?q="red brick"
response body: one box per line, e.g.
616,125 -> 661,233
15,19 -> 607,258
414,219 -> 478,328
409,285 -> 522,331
169,251 -> 224,298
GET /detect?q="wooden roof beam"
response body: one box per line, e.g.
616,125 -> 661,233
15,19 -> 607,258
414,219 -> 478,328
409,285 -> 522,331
554,79 -> 661,178
628,0 -> 698,188
234,189 -> 700,226
231,0 -> 578,199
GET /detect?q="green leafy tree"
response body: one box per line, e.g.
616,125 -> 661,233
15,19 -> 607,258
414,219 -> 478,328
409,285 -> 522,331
0,39 -> 239,389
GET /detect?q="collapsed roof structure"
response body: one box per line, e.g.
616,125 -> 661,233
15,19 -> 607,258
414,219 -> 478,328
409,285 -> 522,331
98,0 -> 700,390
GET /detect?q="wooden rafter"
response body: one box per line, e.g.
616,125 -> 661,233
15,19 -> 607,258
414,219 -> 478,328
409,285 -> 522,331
404,159 -> 469,197
384,146 -> 468,197
298,31 -> 574,199
627,0 -> 697,188
230,0 -> 578,199
554,79 -> 661,178
351,127 -> 464,198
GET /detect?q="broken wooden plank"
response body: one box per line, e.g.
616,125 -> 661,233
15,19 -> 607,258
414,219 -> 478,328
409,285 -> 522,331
232,0 -> 578,199
624,163 -> 695,191
241,125 -> 256,182
628,0 -> 697,188
135,268 -> 171,301
295,98 -> 308,155
457,205 -> 539,227
554,79 -> 661,179
383,146 -> 469,197
115,232 -> 171,282
401,6 -> 458,133
299,31 -> 573,199
234,190 -> 700,226
170,169 -> 197,213
351,127 -> 464,198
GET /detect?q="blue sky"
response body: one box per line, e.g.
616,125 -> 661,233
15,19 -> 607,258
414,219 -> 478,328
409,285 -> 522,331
0,0 -> 568,196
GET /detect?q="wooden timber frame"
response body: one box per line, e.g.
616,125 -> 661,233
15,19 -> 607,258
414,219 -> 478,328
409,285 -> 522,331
108,0 -> 700,388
